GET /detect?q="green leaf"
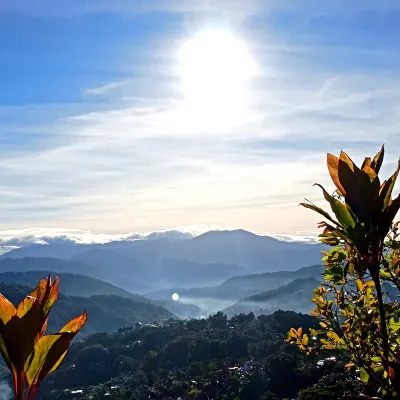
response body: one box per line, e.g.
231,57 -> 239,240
379,160 -> 400,211
0,333 -> 12,371
360,367 -> 369,383
300,202 -> 341,227
373,365 -> 384,374
26,312 -> 87,387
314,184 -> 356,230
320,236 -> 340,246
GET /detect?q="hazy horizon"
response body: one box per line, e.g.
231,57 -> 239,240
0,226 -> 321,255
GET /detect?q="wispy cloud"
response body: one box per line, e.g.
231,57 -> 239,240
83,81 -> 135,96
2,0 -> 400,17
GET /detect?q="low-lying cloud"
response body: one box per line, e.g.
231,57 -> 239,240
0,226 -> 322,255
0,225 -> 219,254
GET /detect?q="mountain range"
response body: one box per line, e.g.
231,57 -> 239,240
223,277 -> 320,317
0,229 -> 325,319
0,229 -> 323,291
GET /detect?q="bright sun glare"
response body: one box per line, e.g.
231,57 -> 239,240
177,29 -> 256,126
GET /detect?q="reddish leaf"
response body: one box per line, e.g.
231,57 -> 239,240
0,294 -> 16,324
379,159 -> 400,211
327,154 -> 346,195
361,157 -> 371,170
371,144 -> 385,173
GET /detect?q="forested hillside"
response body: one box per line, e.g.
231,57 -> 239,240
26,311 -> 361,400
223,277 -> 320,317
0,283 -> 175,336
0,270 -> 147,300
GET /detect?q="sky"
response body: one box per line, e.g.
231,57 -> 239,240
1,0 -> 400,246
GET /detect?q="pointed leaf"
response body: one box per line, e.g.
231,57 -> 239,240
0,294 -> 16,324
371,144 -> 384,173
26,278 -> 48,304
362,165 -> 378,182
43,276 -> 59,315
327,153 -> 346,195
60,312 -> 87,333
380,194 -> 400,239
26,312 -> 87,386
337,152 -> 375,222
297,327 -> 303,337
39,317 -> 48,339
3,300 -> 46,372
361,157 -> 371,170
17,296 -> 37,318
379,160 -> 400,211
314,184 -> 355,229
26,334 -> 72,386
300,202 -> 341,227
0,334 -> 12,371
339,151 -> 357,172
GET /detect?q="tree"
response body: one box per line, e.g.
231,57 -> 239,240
287,145 -> 400,398
0,275 -> 87,399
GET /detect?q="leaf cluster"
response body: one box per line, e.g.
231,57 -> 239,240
287,146 -> 400,398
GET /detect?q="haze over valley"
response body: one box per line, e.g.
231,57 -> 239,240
0,229 -> 324,324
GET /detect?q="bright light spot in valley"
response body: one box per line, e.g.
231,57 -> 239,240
172,293 -> 180,301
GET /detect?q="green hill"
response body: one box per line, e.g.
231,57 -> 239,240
223,277 -> 320,317
0,270 -> 147,302
0,282 -> 176,336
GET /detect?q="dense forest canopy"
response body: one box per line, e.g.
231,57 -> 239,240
12,311 -> 360,400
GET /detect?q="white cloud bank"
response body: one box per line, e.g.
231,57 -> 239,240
0,226 -> 323,255
0,225 -> 216,253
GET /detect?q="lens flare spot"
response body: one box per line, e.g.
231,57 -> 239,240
172,293 -> 180,301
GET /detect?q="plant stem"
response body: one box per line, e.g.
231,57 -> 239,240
13,372 -> 24,400
374,275 -> 390,368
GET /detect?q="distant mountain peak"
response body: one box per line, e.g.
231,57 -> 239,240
193,229 -> 259,240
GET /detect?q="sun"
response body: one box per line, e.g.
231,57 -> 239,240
177,29 -> 256,116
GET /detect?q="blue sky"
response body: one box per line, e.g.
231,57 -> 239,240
1,0 -> 400,246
